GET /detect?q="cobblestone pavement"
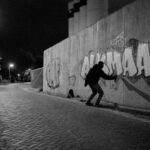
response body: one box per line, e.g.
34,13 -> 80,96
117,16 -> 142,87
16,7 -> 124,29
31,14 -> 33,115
0,83 -> 150,150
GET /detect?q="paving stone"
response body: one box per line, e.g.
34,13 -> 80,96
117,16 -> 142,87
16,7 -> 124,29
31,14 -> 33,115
0,84 -> 149,149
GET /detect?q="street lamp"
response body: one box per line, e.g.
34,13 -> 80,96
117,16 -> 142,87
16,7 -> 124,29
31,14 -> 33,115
8,63 -> 14,80
17,73 -> 20,77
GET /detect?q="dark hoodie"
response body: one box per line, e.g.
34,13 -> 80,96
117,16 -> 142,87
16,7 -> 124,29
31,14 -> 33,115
85,64 -> 116,86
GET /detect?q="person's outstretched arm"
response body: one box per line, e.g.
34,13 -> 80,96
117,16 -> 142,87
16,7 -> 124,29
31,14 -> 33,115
101,70 -> 117,80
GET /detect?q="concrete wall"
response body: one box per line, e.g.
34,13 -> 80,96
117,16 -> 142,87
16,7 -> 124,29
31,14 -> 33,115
86,0 -> 108,27
79,0 -> 87,31
31,67 -> 43,89
44,0 -> 150,111
68,1 -> 74,36
68,0 -> 108,36
73,0 -> 80,34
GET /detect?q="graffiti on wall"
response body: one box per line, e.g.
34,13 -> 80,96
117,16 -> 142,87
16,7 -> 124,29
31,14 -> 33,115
110,32 -> 125,52
46,58 -> 60,89
81,39 -> 150,79
122,78 -> 150,102
68,75 -> 76,87
81,38 -> 150,101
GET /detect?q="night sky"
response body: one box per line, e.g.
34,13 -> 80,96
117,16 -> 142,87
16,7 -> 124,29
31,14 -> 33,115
0,0 -> 69,74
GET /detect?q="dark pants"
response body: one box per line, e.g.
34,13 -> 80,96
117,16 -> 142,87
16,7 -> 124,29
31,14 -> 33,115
87,83 -> 104,105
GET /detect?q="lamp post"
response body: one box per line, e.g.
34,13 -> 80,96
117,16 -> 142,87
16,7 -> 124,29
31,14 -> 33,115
8,63 -> 14,80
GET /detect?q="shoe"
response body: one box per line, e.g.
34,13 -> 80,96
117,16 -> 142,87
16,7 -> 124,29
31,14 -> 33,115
86,102 -> 93,106
95,103 -> 101,107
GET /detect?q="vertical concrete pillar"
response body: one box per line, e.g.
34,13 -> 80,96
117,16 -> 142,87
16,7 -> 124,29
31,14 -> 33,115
68,1 -> 74,36
73,0 -> 80,34
79,0 -> 87,31
87,0 -> 108,27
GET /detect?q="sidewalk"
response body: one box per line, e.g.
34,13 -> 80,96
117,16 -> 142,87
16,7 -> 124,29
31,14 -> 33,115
75,97 -> 150,123
22,83 -> 150,123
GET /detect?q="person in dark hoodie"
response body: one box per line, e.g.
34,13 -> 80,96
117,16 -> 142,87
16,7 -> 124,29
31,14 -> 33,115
84,61 -> 117,106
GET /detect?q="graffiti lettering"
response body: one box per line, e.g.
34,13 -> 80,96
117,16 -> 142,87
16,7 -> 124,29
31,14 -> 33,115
107,51 -> 122,75
81,41 -> 150,79
137,43 -> 150,76
46,58 -> 60,89
68,75 -> 76,86
81,56 -> 89,79
122,47 -> 137,76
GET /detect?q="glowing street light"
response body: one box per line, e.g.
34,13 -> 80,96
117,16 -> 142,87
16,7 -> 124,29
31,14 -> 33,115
8,63 -> 14,80
17,73 -> 20,77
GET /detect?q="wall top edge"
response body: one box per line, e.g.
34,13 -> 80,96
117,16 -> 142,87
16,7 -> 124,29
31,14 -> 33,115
32,67 -> 43,71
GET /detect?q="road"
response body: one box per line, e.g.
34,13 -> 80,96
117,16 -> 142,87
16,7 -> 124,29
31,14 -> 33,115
0,83 -> 149,150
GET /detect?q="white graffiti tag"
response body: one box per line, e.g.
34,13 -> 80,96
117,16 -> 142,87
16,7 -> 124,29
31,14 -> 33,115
46,58 -> 60,89
81,42 -> 150,78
